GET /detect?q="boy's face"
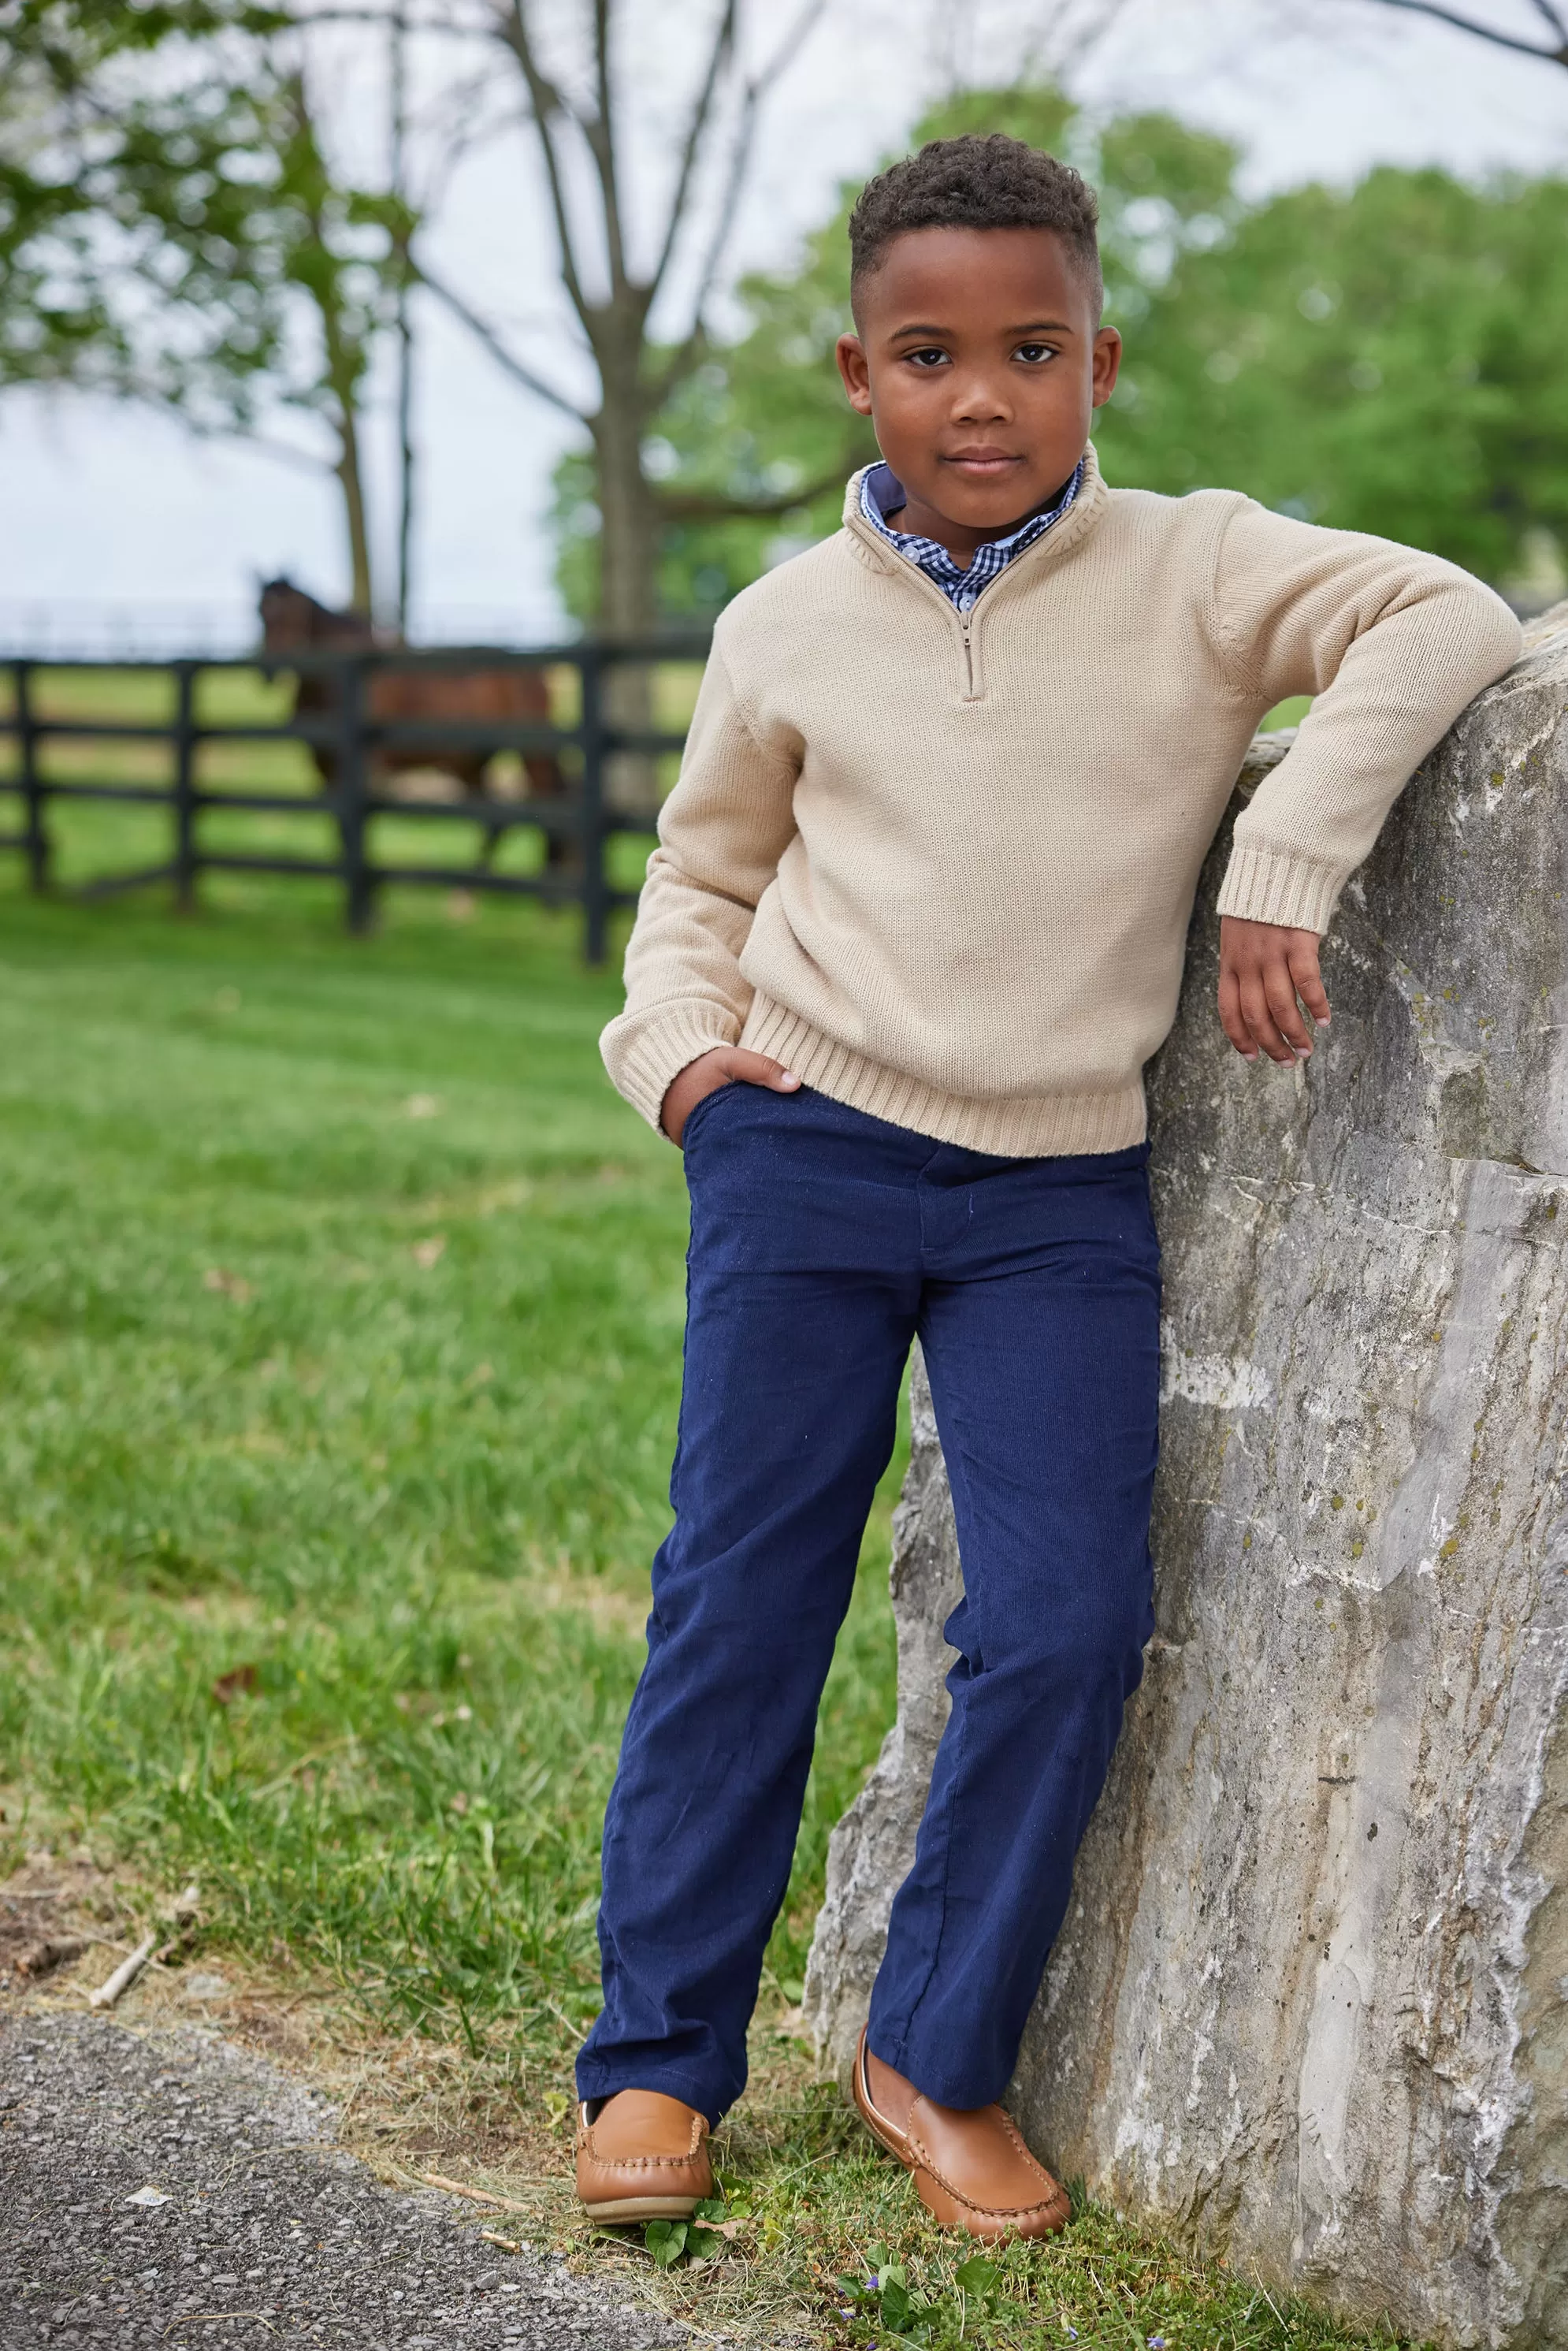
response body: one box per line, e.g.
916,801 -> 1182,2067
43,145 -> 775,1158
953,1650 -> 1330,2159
836,226 -> 1120,552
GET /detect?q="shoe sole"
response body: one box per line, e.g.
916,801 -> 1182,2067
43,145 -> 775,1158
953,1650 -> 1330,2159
580,2194 -> 704,2223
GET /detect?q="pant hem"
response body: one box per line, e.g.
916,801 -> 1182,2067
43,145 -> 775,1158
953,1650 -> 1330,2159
574,2061 -> 726,2129
866,2021 -> 1009,2114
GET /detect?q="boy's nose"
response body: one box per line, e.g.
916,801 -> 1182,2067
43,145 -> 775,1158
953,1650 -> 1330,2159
950,374 -> 1012,421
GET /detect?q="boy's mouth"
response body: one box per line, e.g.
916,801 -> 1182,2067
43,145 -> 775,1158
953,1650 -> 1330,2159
943,448 -> 1026,480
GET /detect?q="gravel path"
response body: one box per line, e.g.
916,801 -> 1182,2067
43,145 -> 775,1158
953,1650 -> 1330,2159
0,2012 -> 684,2349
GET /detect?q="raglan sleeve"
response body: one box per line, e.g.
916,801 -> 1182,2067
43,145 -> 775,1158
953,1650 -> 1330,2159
1209,497 -> 1522,935
599,628 -> 802,1132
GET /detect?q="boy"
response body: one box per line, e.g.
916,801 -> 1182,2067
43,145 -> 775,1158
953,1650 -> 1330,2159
572,135 -> 1521,2239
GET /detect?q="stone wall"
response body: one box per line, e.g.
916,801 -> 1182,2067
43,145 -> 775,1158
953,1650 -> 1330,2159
803,610 -> 1568,2349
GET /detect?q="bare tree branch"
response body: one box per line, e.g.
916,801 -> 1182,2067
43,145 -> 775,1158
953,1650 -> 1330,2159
414,263 -> 591,418
1358,0 -> 1568,63
178,420 -> 339,476
652,0 -> 829,403
652,461 -> 858,523
645,0 -> 738,307
496,0 -> 596,326
1019,0 -> 1135,81
581,0 -> 630,299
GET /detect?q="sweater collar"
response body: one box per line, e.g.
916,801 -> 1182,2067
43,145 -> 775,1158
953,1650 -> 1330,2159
842,440 -> 1108,593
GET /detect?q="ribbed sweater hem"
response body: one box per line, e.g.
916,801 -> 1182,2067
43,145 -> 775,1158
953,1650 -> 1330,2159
741,994 -> 1147,1159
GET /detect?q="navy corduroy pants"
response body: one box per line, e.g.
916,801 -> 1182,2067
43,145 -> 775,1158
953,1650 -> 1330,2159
575,1083 -> 1160,2122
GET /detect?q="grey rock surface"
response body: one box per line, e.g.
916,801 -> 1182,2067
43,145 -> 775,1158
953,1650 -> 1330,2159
804,611 -> 1568,2349
0,2012 -> 681,2349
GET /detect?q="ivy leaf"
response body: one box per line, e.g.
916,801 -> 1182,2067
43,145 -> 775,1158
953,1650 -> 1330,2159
644,2219 -> 689,2267
953,2254 -> 998,2295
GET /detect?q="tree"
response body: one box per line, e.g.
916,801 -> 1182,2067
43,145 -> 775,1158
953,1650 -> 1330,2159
1111,166 -> 1568,581
255,73 -> 412,615
420,0 -> 840,637
0,2 -> 288,411
0,0 -> 413,615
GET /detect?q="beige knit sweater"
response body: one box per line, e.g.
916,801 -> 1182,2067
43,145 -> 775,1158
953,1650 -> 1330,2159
602,446 -> 1522,1157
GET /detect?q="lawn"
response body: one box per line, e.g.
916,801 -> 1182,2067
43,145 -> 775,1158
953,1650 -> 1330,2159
0,840 -> 1403,2349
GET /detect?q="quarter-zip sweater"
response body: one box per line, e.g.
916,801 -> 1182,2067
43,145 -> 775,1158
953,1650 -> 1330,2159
602,447 -> 1522,1158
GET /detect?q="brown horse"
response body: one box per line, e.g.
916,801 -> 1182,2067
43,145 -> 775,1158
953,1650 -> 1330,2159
258,579 -> 569,861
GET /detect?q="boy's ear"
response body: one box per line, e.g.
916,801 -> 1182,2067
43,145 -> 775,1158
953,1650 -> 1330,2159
836,333 -> 873,417
1091,325 -> 1122,410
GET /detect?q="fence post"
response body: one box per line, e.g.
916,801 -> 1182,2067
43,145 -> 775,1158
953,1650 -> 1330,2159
16,660 -> 48,895
337,655 -> 376,935
579,645 -> 610,967
173,660 -> 198,910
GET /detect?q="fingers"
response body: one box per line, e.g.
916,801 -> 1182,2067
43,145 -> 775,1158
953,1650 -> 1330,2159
723,1048 -> 801,1093
1218,918 -> 1330,1066
1289,942 -> 1332,1028
1237,966 -> 1298,1064
659,1046 -> 801,1146
659,1047 -> 728,1144
1264,962 -> 1315,1058
1217,964 -> 1255,1060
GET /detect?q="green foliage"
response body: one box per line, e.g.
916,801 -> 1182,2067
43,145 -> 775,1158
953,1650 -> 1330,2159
1103,164 -> 1568,578
0,4 -> 410,445
553,82 -> 1563,615
640,2198 -> 729,2267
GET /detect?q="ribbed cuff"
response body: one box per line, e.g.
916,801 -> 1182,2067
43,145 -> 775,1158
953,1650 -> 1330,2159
601,1001 -> 743,1133
1217,842 -> 1346,934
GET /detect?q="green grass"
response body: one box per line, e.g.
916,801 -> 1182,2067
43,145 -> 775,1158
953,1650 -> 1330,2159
0,820 -> 1412,2349
0,879 -> 897,2044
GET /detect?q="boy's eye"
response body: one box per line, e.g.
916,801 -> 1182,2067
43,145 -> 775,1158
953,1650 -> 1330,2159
1013,343 -> 1057,364
904,347 -> 949,368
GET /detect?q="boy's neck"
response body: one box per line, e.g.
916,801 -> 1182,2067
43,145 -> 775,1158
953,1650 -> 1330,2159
881,460 -> 1083,570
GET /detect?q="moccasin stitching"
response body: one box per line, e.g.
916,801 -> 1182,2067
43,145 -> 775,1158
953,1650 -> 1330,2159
906,2128 -> 1068,2221
584,2156 -> 708,2174
910,2159 -> 1068,2222
581,2113 -> 707,2163
908,2096 -> 1057,2185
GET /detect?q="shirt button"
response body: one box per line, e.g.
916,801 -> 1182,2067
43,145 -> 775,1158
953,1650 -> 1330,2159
958,591 -> 975,611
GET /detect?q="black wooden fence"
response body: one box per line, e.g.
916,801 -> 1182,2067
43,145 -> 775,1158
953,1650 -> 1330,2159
0,635 -> 710,962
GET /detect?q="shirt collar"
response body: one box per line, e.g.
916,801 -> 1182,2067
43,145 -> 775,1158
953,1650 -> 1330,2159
857,459 -> 1083,604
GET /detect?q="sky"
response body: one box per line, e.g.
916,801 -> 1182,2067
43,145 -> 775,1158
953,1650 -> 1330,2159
1,0 -> 1562,653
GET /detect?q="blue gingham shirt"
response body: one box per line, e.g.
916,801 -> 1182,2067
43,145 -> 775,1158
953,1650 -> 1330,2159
859,459 -> 1083,611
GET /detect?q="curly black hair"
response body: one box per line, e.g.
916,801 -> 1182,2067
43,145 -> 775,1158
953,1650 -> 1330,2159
849,133 -> 1102,320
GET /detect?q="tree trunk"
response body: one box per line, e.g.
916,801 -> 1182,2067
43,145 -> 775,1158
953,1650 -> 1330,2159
590,391 -> 660,816
335,404 -> 374,619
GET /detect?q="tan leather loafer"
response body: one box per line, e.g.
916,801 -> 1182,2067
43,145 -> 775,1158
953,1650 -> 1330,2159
574,2089 -> 714,2223
852,2027 -> 1069,2241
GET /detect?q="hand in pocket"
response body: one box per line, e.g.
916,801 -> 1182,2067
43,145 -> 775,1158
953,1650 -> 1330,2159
660,1048 -> 800,1146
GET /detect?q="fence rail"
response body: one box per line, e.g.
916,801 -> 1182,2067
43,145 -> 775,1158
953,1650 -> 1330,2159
0,636 -> 711,962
